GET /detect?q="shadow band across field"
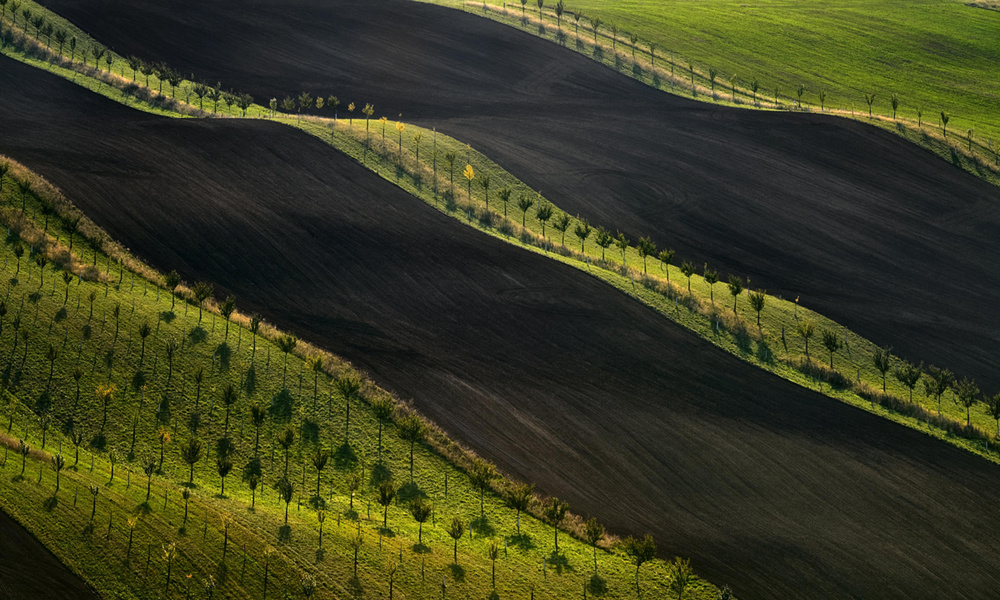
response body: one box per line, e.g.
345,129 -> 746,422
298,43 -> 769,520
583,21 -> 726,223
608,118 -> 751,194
38,0 -> 1000,392
3,56 -> 1000,600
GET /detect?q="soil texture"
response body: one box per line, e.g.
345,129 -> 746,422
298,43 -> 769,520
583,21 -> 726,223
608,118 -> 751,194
3,56 -> 1000,599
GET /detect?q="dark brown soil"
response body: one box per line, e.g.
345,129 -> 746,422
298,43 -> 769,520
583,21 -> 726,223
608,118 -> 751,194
3,56 -> 1000,600
0,508 -> 101,600
38,0 -> 1000,392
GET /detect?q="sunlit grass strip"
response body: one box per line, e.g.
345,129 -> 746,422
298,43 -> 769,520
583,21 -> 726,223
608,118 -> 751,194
0,162 -> 719,599
415,0 -> 1000,186
4,7 -> 998,462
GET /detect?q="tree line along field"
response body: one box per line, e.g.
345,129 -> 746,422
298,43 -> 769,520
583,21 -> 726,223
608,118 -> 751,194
0,160 -> 718,599
19,18 -> 1000,457
433,0 -> 1000,154
5,2 -> 1000,492
25,0 -> 1000,399
6,6 -> 1000,598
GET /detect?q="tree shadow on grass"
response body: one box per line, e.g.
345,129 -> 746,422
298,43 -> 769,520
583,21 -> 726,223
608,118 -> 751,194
547,550 -> 574,575
449,564 -> 466,582
54,307 -> 67,323
756,338 -> 775,365
471,515 -> 495,537
214,561 -> 229,585
244,364 -> 257,396
508,532 -> 535,551
156,394 -> 172,425
412,542 -> 431,554
215,342 -> 231,371
588,574 -> 608,596
269,388 -> 293,423
159,310 -> 176,324
733,327 -> 753,356
396,481 -> 426,504
188,326 -> 207,345
300,419 -> 320,445
370,462 -> 392,486
278,525 -> 292,543
347,576 -> 364,599
42,495 -> 59,511
334,443 -> 358,471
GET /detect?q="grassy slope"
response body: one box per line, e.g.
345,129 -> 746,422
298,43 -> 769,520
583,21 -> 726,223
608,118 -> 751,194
420,0 -> 1000,186
432,0 -> 1000,163
564,0 -> 1000,141
4,4 -> 1000,467
3,7 -> 1000,596
0,160 -> 716,599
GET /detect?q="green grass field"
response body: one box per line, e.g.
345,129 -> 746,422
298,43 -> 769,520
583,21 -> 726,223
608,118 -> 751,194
3,6 -> 1000,598
0,158 -> 719,599
470,0 -> 1000,145
421,0 -> 1000,178
5,3 -> 998,469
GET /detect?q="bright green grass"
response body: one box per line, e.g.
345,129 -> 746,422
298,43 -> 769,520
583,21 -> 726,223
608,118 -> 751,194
0,165 -> 717,599
421,0 -> 1000,179
442,0 -> 1000,147
3,10 -> 1000,598
5,6 -> 998,467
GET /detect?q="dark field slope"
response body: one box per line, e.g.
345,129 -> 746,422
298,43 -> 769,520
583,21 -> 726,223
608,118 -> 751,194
0,509 -> 101,600
5,58 -> 1000,600
40,0 -> 1000,391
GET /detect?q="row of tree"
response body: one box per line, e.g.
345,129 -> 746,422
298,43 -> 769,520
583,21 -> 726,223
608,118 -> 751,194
0,7 -> 259,119
0,192 -> 709,597
502,0 -> 989,159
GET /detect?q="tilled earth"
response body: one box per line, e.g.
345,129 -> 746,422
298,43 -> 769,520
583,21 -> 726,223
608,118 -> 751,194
37,0 -> 1000,392
2,56 -> 1000,599
0,509 -> 102,600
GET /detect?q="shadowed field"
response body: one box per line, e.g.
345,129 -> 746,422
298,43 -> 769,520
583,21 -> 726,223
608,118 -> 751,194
3,56 -> 1000,599
37,0 -> 1000,392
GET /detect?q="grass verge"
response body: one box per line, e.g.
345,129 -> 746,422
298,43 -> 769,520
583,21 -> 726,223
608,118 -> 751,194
4,2 -> 1000,471
0,156 -> 720,599
417,0 -> 1000,187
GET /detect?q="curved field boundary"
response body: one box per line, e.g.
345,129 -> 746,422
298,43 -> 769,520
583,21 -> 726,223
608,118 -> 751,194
3,5 -> 999,464
0,153 -> 722,599
420,0 -> 1000,185
5,34 -> 997,598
